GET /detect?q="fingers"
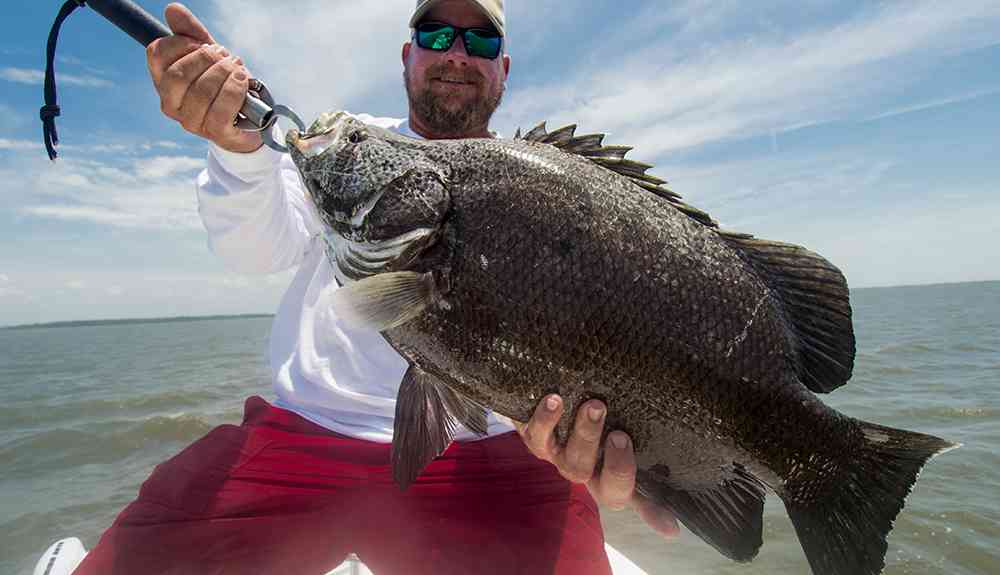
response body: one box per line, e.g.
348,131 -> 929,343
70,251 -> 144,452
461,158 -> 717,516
561,399 -> 607,483
514,395 -> 680,540
177,53 -> 242,135
149,42 -> 259,151
144,4 -> 260,151
632,492 -> 681,539
159,43 -> 229,119
146,3 -> 215,87
165,3 -> 215,44
147,36 -> 201,88
201,66 -> 250,143
516,394 -> 563,463
588,431 -> 637,510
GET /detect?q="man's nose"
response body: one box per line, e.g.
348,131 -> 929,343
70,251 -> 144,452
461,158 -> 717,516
444,34 -> 471,64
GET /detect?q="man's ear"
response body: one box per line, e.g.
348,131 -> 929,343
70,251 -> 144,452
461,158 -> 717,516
402,41 -> 412,65
502,53 -> 511,79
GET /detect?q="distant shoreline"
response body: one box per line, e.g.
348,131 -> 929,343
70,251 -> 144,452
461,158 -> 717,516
2,279 -> 996,330
2,314 -> 274,331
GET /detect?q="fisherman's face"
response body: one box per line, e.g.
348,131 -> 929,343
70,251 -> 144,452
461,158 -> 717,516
403,0 -> 511,138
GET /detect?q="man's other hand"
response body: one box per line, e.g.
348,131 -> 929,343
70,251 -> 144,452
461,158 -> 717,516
515,394 -> 680,539
146,3 -> 262,153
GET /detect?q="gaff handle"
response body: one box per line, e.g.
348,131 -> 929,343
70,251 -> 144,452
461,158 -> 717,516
83,0 -> 275,129
84,0 -> 171,46
42,0 -> 278,160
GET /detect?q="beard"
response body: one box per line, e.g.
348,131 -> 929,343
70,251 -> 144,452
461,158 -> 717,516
405,63 -> 504,138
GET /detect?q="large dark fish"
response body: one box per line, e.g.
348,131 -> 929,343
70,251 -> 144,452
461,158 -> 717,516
285,111 -> 956,575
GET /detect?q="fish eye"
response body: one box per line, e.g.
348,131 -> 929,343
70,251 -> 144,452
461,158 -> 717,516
348,130 -> 367,144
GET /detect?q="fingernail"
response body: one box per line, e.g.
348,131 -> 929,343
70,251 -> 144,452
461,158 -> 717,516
588,405 -> 605,422
609,432 -> 629,449
233,69 -> 247,82
545,395 -> 561,411
215,44 -> 229,56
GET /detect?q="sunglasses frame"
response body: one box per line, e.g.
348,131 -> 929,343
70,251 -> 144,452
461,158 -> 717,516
413,21 -> 504,60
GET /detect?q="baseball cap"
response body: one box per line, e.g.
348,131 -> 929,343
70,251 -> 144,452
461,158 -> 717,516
410,0 -> 505,37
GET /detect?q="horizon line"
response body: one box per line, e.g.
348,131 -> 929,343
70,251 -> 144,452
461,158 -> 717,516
3,278 -> 997,330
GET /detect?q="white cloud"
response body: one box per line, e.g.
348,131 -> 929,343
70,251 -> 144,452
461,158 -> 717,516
134,156 -> 206,180
148,141 -> 183,150
0,286 -> 22,298
0,67 -> 112,88
209,0 -> 417,121
0,151 -> 205,231
67,280 -> 87,290
495,0 -> 1000,156
0,274 -> 8,283
862,86 -> 1000,123
0,139 -> 189,156
652,143 -> 1000,288
0,139 -> 43,151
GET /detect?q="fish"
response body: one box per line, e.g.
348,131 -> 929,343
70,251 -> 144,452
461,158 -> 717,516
285,111 -> 957,575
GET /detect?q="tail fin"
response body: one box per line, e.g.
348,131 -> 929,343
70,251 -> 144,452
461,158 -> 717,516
784,421 -> 957,575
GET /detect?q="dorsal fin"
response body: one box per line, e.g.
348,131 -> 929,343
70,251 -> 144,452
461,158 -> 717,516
719,234 -> 855,392
517,121 -> 856,393
516,121 -> 717,227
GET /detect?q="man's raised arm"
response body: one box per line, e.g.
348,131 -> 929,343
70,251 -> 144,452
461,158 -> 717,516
148,3 -> 320,274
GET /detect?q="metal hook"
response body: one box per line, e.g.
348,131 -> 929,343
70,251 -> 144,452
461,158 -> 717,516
234,78 -> 306,153
261,104 -> 307,153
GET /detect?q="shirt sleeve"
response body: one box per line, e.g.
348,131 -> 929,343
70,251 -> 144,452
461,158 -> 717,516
196,142 -> 324,274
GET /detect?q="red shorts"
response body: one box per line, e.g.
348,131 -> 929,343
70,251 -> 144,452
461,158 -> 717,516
73,396 -> 611,575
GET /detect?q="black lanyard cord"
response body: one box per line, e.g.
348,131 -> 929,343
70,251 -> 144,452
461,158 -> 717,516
42,0 -> 87,161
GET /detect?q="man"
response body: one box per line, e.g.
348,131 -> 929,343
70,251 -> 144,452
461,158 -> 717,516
73,1 -> 677,573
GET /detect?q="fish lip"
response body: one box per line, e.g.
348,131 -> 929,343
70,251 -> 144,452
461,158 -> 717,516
287,111 -> 350,157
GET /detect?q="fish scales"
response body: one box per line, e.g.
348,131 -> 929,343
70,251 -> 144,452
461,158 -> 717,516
287,112 -> 956,575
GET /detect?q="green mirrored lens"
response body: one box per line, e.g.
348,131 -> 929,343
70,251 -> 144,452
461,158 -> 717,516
464,30 -> 501,59
418,25 -> 456,51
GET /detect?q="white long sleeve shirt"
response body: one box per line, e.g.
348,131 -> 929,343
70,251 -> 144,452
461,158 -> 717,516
196,113 -> 514,442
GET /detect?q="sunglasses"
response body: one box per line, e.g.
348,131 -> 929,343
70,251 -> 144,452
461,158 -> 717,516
414,22 -> 503,60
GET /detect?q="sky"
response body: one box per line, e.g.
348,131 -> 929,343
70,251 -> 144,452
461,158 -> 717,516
1,0 -> 998,326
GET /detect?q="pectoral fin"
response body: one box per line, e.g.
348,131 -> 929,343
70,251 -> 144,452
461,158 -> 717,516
331,271 -> 436,331
392,365 -> 487,489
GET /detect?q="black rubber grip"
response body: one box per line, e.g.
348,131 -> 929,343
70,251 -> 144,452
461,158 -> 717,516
85,0 -> 171,46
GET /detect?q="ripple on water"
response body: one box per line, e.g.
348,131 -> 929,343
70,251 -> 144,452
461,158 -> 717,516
0,413 -> 214,479
0,388 -> 224,431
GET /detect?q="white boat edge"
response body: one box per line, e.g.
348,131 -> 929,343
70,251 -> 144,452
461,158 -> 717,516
34,537 -> 649,575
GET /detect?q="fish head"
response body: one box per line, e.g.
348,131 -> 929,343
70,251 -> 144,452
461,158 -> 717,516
287,111 -> 451,281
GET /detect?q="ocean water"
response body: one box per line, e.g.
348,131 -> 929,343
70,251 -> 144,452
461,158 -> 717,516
2,282 -> 998,574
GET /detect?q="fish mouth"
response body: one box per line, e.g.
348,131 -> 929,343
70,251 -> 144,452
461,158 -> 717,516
286,111 -> 350,158
326,227 -> 439,284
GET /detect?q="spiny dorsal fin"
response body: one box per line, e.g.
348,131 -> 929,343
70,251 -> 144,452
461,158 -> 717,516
719,233 -> 855,393
515,121 -> 717,227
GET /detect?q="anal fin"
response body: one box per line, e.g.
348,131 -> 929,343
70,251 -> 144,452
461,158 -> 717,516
392,365 -> 488,489
636,464 -> 766,562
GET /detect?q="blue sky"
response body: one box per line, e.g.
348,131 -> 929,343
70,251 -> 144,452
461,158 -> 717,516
1,0 -> 998,326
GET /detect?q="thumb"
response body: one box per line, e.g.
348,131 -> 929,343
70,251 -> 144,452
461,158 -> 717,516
164,2 -> 215,44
